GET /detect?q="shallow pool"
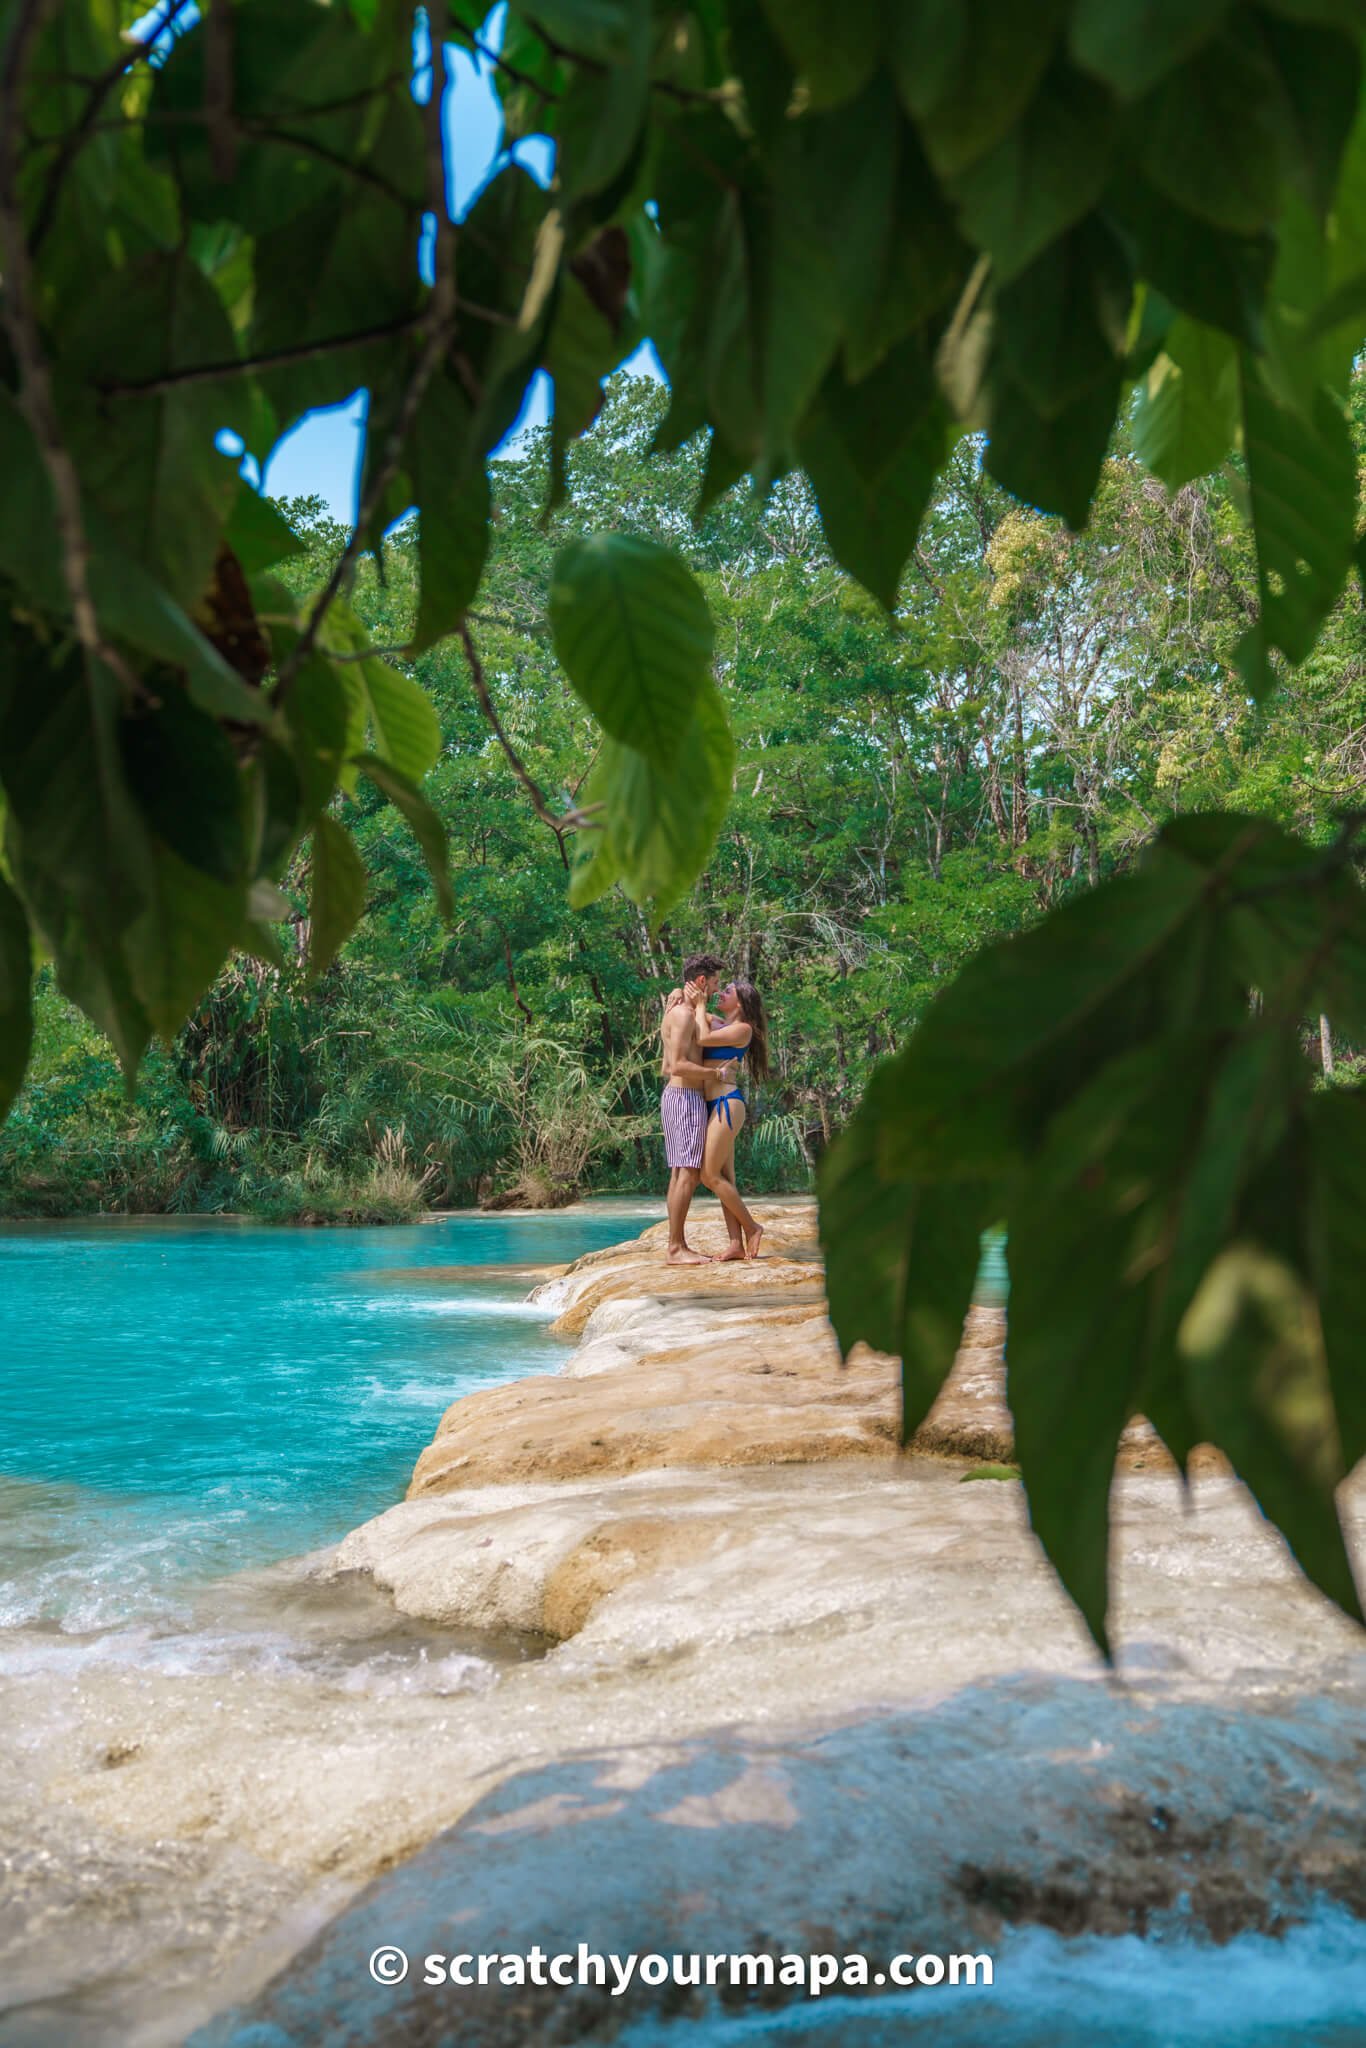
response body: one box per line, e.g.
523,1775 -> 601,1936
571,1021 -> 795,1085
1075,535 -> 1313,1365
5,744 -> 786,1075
0,1204 -> 659,1631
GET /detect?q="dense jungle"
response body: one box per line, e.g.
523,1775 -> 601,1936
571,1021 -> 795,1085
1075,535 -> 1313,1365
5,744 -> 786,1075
6,371 -> 1363,1221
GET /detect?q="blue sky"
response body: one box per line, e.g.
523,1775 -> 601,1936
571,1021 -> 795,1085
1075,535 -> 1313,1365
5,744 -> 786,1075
249,9 -> 661,518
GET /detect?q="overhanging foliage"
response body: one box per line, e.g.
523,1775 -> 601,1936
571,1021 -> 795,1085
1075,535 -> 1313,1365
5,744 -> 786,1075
2,0 -> 1366,1644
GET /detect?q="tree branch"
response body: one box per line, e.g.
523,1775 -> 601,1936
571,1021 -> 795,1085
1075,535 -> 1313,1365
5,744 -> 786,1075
460,622 -> 595,863
96,311 -> 427,397
271,1 -> 460,704
29,0 -> 195,253
450,26 -> 561,103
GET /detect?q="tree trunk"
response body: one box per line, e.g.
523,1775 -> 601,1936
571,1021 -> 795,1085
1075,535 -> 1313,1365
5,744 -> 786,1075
1320,1014 -> 1335,1077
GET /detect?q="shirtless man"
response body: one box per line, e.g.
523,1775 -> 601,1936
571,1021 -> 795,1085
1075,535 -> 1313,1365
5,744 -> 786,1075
660,952 -> 739,1265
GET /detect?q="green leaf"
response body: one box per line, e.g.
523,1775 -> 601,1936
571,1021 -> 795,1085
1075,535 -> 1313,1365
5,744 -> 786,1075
495,13 -> 566,139
281,658 -> 352,822
0,873 -> 33,1123
842,123 -> 968,381
250,189 -> 420,435
1163,810 -> 1366,1047
360,664 -> 442,785
587,677 -> 735,920
1178,1239 -> 1362,1623
554,2 -> 650,201
985,367 -> 1120,528
545,268 -> 624,509
1258,16 -> 1363,219
413,465 -> 489,653
1306,1090 -> 1366,1470
1069,0 -> 1232,99
819,1067 -> 990,1437
949,62 -> 1113,281
892,0 -> 1067,175
642,112 -> 763,462
1258,0 -> 1366,23
873,854 -> 1214,1179
695,426 -> 752,518
360,369 -> 491,651
759,0 -> 883,107
305,598 -> 386,786
59,251 -> 248,607
239,916 -> 288,972
250,738 -> 304,880
0,395 -> 270,726
225,485 -> 306,577
761,82 -> 900,454
120,686 -> 248,884
149,0 -> 420,234
1139,29 -> 1286,235
993,215 -> 1132,419
567,815 -> 621,910
1131,317 -> 1240,490
0,635 -> 156,1077
352,752 -> 454,921
798,344 -> 951,609
1240,362 -> 1356,670
1004,1047 -> 1183,1652
124,843 -> 243,1041
1111,179 -> 1274,345
549,533 -> 715,767
507,0 -> 638,64
724,0 -> 795,142
306,812 -> 368,979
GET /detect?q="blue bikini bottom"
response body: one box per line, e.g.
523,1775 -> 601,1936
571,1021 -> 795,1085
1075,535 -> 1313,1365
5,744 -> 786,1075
709,1090 -> 744,1126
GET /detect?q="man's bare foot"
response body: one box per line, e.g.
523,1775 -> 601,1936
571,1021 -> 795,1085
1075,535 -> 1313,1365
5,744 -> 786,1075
714,1241 -> 745,1263
667,1246 -> 711,1265
743,1223 -> 764,1261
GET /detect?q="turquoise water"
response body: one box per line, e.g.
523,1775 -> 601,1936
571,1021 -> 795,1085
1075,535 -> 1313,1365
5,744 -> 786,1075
0,1207 -> 654,1632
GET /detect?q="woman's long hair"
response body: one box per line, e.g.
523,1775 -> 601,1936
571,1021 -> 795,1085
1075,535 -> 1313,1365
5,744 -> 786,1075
732,981 -> 770,1085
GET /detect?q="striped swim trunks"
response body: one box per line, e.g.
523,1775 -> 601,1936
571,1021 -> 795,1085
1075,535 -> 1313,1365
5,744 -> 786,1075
661,1085 -> 707,1169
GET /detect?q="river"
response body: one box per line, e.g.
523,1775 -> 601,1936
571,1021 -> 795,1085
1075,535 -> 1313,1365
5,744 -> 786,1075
0,1205 -> 658,1640
2,1208 -> 1363,2048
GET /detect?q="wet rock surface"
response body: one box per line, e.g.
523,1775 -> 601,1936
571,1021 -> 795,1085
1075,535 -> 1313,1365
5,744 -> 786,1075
189,1679 -> 1366,2047
7,1204 -> 1363,2046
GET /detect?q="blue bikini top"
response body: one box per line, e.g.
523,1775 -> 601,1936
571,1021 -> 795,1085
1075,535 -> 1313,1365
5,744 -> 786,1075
703,1042 -> 746,1061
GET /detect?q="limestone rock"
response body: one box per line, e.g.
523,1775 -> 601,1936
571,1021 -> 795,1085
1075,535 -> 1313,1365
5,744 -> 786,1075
190,1678 -> 1366,2047
406,1203 -> 1014,1500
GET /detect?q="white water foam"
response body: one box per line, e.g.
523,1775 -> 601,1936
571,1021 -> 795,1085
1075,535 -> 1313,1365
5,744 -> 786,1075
619,1906 -> 1366,2046
352,1291 -> 554,1318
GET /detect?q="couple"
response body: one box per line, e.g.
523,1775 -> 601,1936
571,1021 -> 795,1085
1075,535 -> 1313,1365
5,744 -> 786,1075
659,952 -> 770,1266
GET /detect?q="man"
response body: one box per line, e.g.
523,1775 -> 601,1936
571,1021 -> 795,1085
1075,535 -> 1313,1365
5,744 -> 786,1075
659,952 -> 740,1265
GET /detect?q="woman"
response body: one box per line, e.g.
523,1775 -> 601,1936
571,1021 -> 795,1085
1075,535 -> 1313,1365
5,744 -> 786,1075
690,980 -> 770,1262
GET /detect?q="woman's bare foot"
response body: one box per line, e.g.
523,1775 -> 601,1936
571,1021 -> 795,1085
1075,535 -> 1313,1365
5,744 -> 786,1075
667,1246 -> 711,1265
743,1223 -> 764,1262
714,1241 -> 745,1263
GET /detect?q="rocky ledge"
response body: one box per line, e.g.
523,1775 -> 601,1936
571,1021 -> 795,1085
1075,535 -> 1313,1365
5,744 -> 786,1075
187,1201 -> 1366,2045
403,1200 -> 1012,1501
